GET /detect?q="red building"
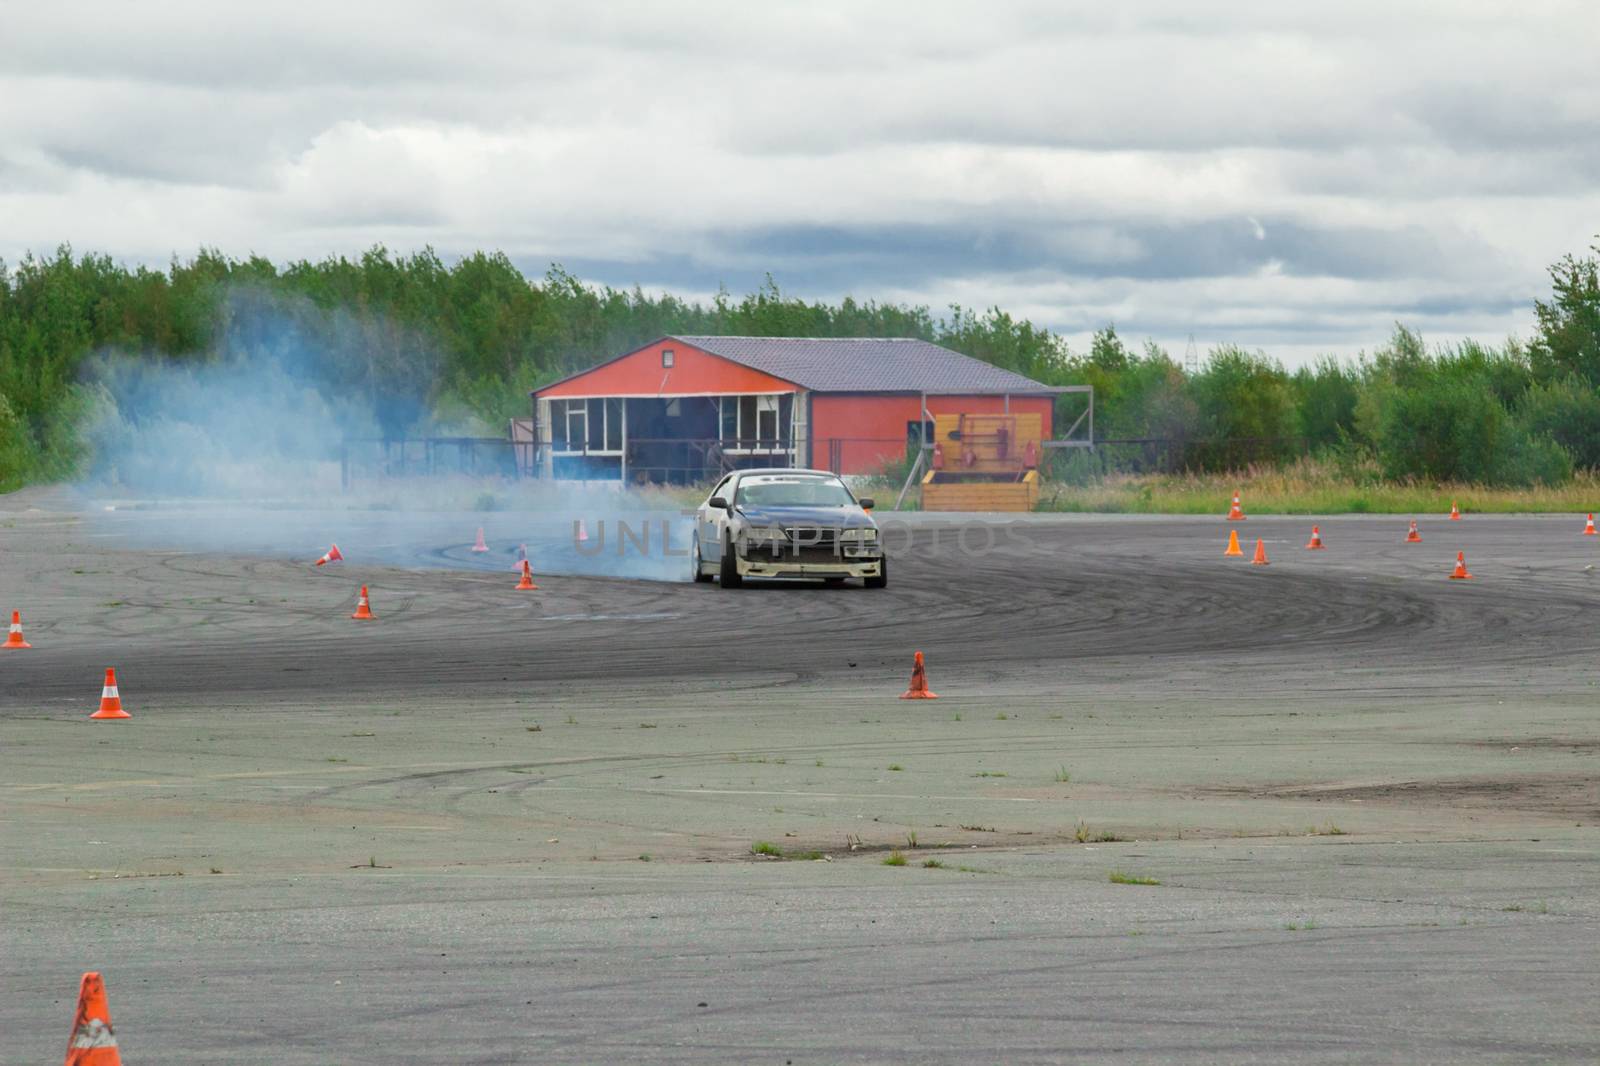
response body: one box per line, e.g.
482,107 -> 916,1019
531,335 -> 1062,482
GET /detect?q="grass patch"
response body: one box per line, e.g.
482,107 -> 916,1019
1075,820 -> 1123,844
1109,871 -> 1160,886
525,724 -> 542,732
882,851 -> 908,866
971,771 -> 1008,778
922,858 -> 945,869
1502,901 -> 1550,914
1053,766 -> 1071,783
751,841 -> 824,861
1308,823 -> 1347,836
887,763 -> 903,771
1035,460 -> 1600,515
638,722 -> 657,729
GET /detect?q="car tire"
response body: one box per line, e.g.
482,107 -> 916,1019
719,533 -> 743,588
864,555 -> 887,589
691,534 -> 713,583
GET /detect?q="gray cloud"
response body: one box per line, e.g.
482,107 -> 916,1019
2,1 -> 1596,365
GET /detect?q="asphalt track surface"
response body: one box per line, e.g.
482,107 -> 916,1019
3,497 -> 1598,1063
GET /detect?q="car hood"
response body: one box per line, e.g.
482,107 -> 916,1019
735,505 -> 876,529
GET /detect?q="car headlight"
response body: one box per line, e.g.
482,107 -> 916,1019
742,527 -> 789,545
840,528 -> 878,542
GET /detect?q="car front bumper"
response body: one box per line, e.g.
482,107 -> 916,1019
736,552 -> 884,579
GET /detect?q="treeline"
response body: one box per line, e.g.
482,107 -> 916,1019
0,241 -> 1596,491
1074,244 -> 1600,485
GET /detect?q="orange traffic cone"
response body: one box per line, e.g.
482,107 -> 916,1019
1224,529 -> 1243,557
1226,490 -> 1246,521
1406,520 -> 1422,543
4,609 -> 31,648
1305,526 -> 1325,550
1251,538 -> 1269,566
91,669 -> 129,720
471,527 -> 489,553
1584,514 -> 1596,537
515,560 -> 538,590
1449,551 -> 1473,580
351,585 -> 374,620
900,651 -> 938,699
575,519 -> 590,543
314,543 -> 343,567
64,971 -> 122,1065
1450,501 -> 1461,521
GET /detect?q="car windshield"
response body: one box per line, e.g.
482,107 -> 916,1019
735,476 -> 856,508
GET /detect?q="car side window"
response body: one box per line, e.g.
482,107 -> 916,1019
709,475 -> 733,503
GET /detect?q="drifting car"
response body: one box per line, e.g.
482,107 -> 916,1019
691,468 -> 886,588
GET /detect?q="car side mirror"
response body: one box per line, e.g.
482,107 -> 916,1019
708,496 -> 729,509
857,497 -> 875,510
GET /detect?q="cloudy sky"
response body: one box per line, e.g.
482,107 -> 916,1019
4,2 -> 1597,364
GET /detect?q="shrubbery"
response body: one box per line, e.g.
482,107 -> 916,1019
0,240 -> 1597,491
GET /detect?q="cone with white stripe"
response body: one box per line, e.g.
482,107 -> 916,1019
1584,514 -> 1596,536
314,543 -> 343,567
1226,490 -> 1245,521
351,585 -> 374,620
471,527 -> 489,553
4,609 -> 31,648
64,971 -> 121,1065
1406,520 -> 1422,543
515,559 -> 538,590
91,668 -> 130,719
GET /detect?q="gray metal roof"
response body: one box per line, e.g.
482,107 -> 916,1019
671,336 -> 1060,394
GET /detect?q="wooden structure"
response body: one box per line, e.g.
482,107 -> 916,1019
920,412 -> 1043,512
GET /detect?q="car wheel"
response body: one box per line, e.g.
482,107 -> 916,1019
719,533 -> 743,588
691,534 -> 713,583
864,555 -> 887,589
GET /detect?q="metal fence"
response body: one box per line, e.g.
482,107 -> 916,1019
1060,436 -> 1311,476
340,437 -> 519,487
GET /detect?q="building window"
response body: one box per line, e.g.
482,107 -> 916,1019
550,398 -> 622,453
907,419 -> 935,451
661,348 -> 675,368
721,395 -> 782,450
